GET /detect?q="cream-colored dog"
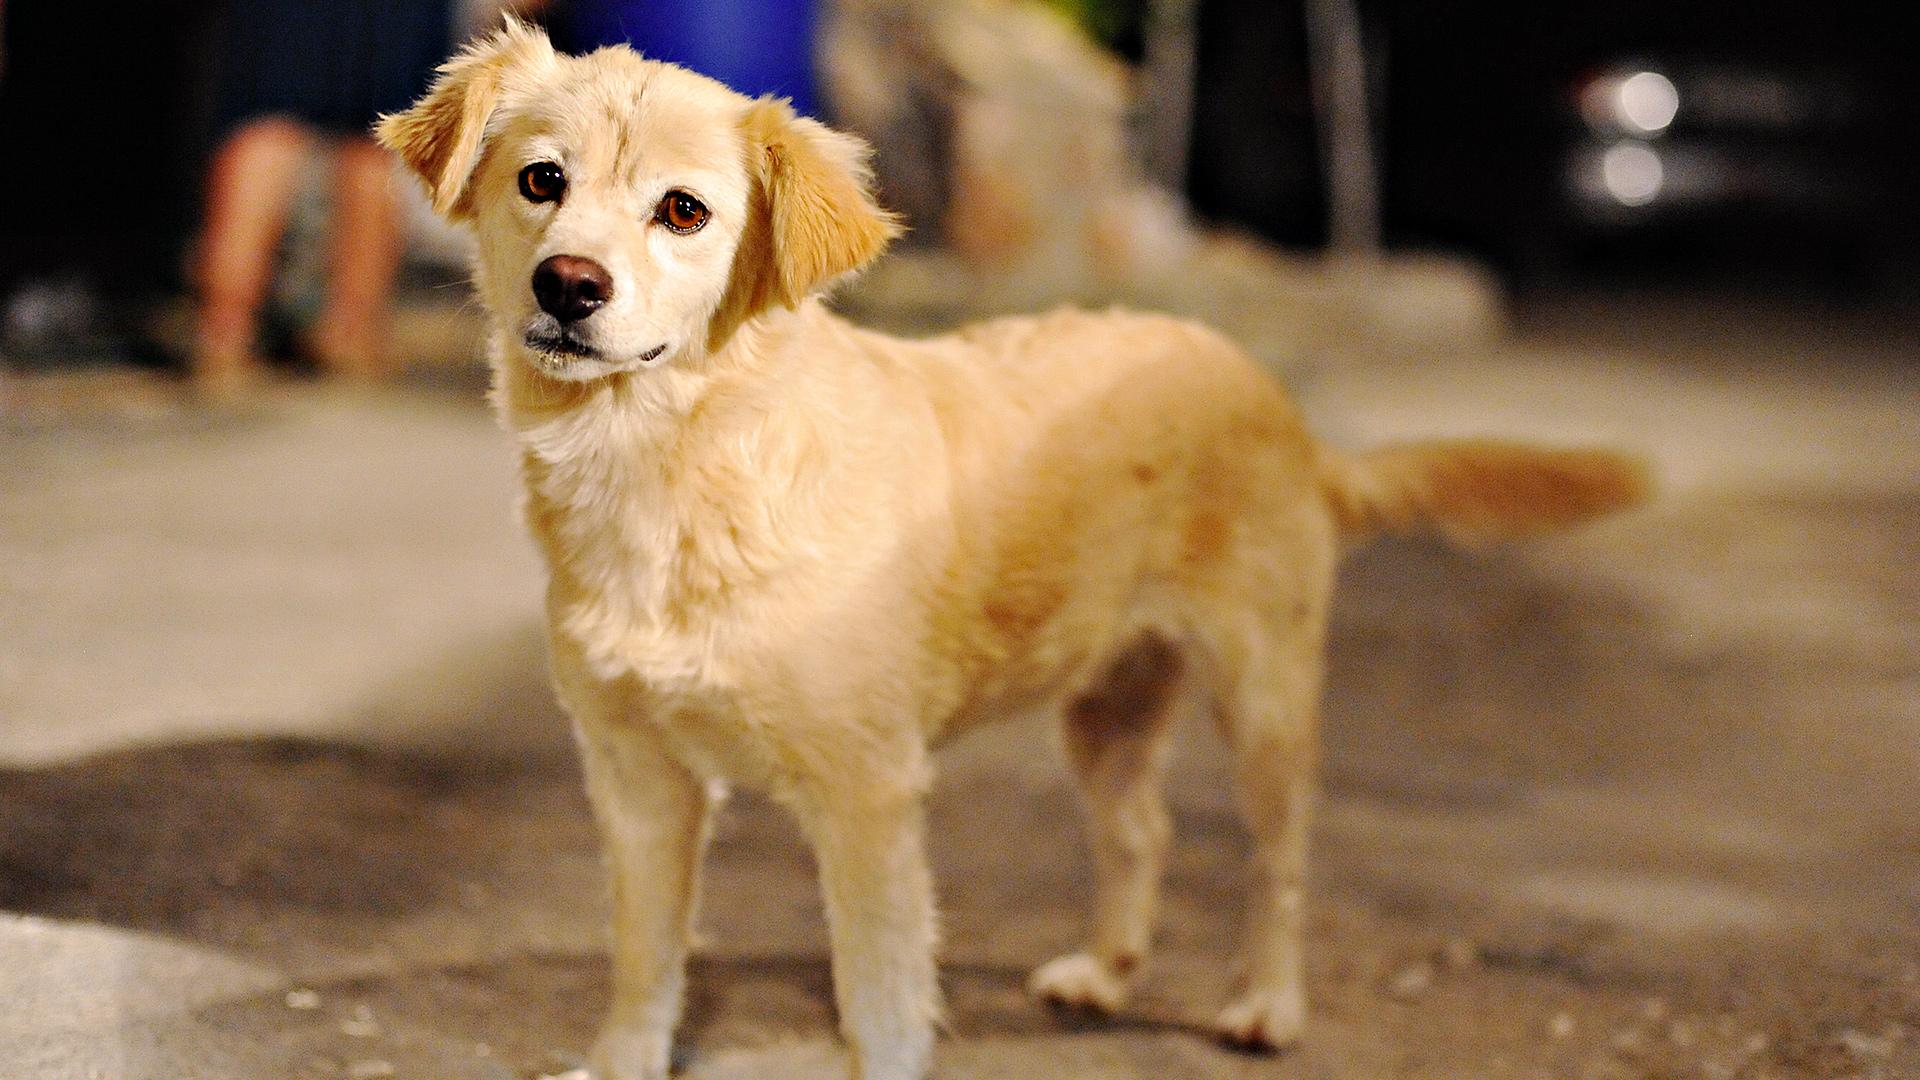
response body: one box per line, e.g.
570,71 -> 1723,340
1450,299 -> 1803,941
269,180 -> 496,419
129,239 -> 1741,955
379,22 -> 1645,1080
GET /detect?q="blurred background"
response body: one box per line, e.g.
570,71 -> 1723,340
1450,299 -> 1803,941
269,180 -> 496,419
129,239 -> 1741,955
2,2 -> 1916,1078
2,0 -> 1915,378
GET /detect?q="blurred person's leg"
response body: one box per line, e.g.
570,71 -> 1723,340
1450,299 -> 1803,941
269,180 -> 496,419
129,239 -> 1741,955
310,137 -> 405,380
195,116 -> 313,390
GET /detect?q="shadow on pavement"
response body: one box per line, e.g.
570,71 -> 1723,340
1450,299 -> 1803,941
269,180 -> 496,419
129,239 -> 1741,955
2,490 -> 1916,1077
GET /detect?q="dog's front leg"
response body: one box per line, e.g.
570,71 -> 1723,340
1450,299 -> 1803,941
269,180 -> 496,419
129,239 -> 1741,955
794,774 -> 941,1080
576,718 -> 717,1080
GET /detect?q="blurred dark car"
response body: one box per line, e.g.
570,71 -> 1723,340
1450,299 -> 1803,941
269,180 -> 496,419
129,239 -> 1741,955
1547,58 -> 1901,288
1188,0 -> 1913,296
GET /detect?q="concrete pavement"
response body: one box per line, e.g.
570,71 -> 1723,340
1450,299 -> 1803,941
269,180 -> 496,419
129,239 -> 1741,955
2,289 -> 1917,1079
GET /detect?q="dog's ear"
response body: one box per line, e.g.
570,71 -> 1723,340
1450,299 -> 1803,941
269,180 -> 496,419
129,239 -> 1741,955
740,98 -> 901,308
375,18 -> 555,219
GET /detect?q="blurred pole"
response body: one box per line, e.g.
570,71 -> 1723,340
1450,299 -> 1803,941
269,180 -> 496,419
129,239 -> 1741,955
1139,0 -> 1199,192
1305,0 -> 1381,258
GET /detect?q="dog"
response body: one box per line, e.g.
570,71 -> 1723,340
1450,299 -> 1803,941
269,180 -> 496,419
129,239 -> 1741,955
377,21 -> 1647,1080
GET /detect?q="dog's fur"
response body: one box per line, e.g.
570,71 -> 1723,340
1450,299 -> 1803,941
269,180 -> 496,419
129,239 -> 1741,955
379,22 -> 1648,1080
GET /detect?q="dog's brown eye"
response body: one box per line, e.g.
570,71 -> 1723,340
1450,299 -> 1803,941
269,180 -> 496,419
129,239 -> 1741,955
655,191 -> 710,234
519,162 -> 566,204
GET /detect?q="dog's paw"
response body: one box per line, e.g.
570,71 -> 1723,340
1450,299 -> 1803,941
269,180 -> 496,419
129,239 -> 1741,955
1213,986 -> 1306,1054
589,1027 -> 671,1080
1028,952 -> 1131,1014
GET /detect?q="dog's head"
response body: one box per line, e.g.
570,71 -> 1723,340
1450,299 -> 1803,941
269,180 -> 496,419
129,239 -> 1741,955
377,20 -> 898,381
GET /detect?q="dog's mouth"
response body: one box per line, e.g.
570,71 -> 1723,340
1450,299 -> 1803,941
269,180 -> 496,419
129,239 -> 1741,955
524,325 -> 601,360
523,327 -> 669,372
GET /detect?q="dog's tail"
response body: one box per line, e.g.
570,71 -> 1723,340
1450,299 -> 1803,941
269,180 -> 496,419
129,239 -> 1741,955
1317,438 -> 1651,543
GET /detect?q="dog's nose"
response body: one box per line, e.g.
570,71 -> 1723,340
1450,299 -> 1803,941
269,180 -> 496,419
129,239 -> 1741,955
532,255 -> 613,323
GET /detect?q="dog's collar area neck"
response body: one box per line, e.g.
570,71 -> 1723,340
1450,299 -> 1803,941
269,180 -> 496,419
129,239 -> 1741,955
710,301 -> 811,360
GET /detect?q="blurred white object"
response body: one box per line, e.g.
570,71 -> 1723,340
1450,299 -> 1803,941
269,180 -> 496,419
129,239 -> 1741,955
1600,141 -> 1664,207
1581,69 -> 1680,136
821,0 -> 1196,290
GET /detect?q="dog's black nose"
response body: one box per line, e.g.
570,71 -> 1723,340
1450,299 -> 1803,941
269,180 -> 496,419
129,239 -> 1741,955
532,255 -> 613,323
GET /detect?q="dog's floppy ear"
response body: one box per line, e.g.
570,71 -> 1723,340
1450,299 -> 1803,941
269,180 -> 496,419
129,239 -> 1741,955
375,18 -> 555,219
740,98 -> 901,308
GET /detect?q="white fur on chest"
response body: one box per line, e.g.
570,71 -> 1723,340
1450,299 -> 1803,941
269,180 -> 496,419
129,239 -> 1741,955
521,433 -> 766,686
520,418 -> 806,786
507,365 -> 906,694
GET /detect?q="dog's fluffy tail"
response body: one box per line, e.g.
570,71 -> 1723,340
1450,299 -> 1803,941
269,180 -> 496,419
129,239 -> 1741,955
1318,438 -> 1651,543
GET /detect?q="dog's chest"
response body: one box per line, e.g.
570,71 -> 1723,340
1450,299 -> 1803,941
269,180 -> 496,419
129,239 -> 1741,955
531,479 -> 744,672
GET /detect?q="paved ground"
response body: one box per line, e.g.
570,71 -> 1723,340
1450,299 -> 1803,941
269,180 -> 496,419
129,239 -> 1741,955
2,282 -> 1917,1079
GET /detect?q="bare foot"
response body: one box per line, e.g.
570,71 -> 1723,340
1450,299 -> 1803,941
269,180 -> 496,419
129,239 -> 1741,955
192,317 -> 263,399
304,319 -> 391,381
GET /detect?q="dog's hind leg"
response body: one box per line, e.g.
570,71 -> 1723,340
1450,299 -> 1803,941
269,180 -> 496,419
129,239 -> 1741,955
1204,611 -> 1324,1053
1028,631 -> 1186,1015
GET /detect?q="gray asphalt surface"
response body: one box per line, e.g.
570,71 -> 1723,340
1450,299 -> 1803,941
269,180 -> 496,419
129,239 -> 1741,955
3,284 -> 1916,1079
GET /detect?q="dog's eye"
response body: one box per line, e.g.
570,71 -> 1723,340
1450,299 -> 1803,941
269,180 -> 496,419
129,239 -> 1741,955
654,191 -> 710,234
518,162 -> 566,204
